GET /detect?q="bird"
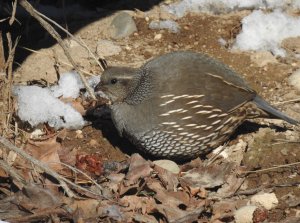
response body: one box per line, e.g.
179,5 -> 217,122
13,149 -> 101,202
94,51 -> 298,160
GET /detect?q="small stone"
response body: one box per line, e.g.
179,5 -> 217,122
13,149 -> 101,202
75,130 -> 84,139
149,20 -> 180,33
110,12 -> 137,39
154,33 -> 162,40
125,45 -> 132,51
153,159 -> 180,174
250,192 -> 278,210
96,39 -> 122,57
235,205 -> 258,223
145,16 -> 149,22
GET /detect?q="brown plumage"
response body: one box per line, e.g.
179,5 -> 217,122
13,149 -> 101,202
94,51 -> 298,159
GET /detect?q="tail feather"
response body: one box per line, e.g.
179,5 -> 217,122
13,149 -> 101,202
254,96 -> 298,125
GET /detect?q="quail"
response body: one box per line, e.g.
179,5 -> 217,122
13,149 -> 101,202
94,51 -> 298,159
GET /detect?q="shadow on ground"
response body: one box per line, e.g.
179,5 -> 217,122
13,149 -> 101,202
0,0 -> 163,69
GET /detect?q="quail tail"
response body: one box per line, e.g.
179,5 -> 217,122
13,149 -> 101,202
254,96 -> 298,125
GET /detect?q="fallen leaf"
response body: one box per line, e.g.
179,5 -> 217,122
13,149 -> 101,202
120,195 -> 157,214
180,162 -> 234,189
153,164 -> 179,191
125,154 -> 153,186
24,135 -> 63,171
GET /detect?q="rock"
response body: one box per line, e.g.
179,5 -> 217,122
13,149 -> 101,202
75,130 -> 84,139
234,205 -> 258,223
288,69 -> 300,91
250,51 -> 277,67
153,159 -> 180,174
250,192 -> 278,210
96,40 -> 122,57
154,33 -> 162,40
149,20 -> 180,33
110,12 -> 137,39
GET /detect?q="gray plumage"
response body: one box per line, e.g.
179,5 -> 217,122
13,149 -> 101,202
95,51 -> 298,159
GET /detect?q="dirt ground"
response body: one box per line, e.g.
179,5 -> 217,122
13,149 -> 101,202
5,3 -> 300,222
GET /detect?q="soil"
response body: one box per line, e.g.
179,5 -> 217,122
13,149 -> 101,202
10,5 -> 300,222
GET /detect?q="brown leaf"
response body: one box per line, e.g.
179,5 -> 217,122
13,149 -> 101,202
180,162 -> 234,189
147,180 -> 190,207
0,166 -> 8,177
68,198 -> 101,219
24,135 -> 63,171
125,153 -> 153,186
120,195 -> 157,214
215,169 -> 244,198
132,213 -> 158,223
153,164 -> 179,191
16,184 -> 62,211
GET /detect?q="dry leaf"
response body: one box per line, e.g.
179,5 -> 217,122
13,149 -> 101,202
24,135 -> 63,171
180,162 -> 234,189
125,154 -> 153,185
153,164 -> 179,191
120,195 -> 157,214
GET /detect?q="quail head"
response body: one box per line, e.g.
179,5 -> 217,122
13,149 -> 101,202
94,51 -> 298,159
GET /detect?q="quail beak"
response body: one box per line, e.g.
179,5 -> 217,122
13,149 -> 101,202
94,83 -> 111,103
94,83 -> 104,93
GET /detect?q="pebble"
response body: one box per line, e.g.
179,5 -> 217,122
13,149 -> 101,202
250,192 -> 278,210
110,12 -> 137,39
235,205 -> 258,223
149,20 -> 180,33
154,33 -> 162,40
96,39 -> 122,57
153,159 -> 180,174
75,130 -> 84,139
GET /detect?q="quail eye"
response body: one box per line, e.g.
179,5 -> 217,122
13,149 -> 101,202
110,78 -> 118,84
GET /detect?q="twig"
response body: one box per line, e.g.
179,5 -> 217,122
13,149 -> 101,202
19,45 -> 95,76
271,139 -> 300,145
18,0 -> 96,100
9,0 -> 17,25
34,10 -> 105,71
57,162 -> 103,191
205,142 -> 229,166
241,161 -> 300,175
7,208 -> 70,222
0,136 -> 103,198
0,159 -> 26,187
273,98 -> 300,106
3,31 -> 20,131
